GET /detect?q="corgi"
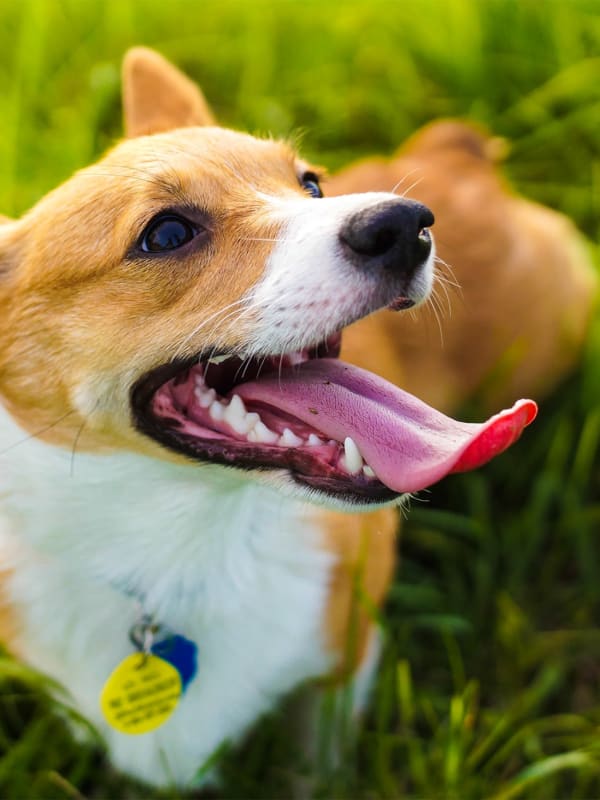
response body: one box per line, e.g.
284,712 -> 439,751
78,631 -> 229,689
0,47 -> 537,789
333,121 -> 597,415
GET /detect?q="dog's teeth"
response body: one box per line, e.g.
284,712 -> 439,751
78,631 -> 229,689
223,394 -> 245,421
230,394 -> 246,414
343,437 -> 363,474
362,465 -> 376,478
307,434 -> 323,447
279,428 -> 303,447
245,412 -> 260,430
224,395 -> 255,434
195,386 -> 216,409
248,421 -> 279,444
209,400 -> 225,422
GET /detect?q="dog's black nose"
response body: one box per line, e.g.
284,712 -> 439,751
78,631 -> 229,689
339,199 -> 434,275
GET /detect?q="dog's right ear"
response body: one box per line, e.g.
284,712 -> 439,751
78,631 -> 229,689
122,47 -> 216,138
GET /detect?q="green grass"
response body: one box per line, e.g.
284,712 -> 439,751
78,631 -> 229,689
1,0 -> 600,797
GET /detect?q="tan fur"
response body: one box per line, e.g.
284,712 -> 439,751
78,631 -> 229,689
0,131 -> 308,458
0,561 -> 20,654
0,581 -> 18,646
321,507 -> 397,678
332,120 -> 597,413
123,47 -> 216,137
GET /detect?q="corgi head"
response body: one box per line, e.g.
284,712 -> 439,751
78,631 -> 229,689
0,48 -> 534,509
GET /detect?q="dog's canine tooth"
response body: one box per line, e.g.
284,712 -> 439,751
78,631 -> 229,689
279,428 -> 303,447
248,421 -> 279,445
343,437 -> 363,474
224,395 -> 256,435
225,394 -> 246,421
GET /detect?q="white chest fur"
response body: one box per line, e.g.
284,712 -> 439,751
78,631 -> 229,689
0,406 -> 335,787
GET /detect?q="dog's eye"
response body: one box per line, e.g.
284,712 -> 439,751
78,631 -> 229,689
141,215 -> 197,253
301,172 -> 323,199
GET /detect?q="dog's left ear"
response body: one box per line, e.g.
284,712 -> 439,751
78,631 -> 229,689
122,47 -> 216,138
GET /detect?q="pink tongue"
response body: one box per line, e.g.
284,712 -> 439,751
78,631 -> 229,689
234,359 -> 537,494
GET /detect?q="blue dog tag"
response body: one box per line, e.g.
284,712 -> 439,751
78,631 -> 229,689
151,634 -> 198,692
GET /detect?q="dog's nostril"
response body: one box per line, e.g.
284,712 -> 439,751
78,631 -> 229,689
418,225 -> 432,246
340,199 -> 434,270
417,206 -> 435,231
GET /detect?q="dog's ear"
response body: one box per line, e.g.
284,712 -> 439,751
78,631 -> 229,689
122,47 -> 216,138
402,120 -> 508,163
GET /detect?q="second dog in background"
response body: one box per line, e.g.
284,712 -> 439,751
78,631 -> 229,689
334,121 -> 596,414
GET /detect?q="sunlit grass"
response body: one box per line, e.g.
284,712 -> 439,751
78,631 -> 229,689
1,0 -> 599,797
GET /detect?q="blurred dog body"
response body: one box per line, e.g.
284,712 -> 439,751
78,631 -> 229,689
333,121 -> 597,414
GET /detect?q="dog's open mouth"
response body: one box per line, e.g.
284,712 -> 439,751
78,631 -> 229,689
131,333 -> 537,503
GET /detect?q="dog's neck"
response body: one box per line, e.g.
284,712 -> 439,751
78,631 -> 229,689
0,401 -> 327,629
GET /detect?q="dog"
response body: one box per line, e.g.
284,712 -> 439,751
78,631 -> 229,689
0,48 -> 539,789
333,121 -> 597,415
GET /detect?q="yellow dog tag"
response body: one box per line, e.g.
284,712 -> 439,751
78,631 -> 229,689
100,653 -> 182,735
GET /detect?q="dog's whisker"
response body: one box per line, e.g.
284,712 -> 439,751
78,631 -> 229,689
423,288 -> 446,346
177,287 -> 301,360
389,167 -> 422,196
430,299 -> 445,346
232,354 -> 256,385
240,237 -> 287,243
434,271 -> 462,292
434,254 -> 460,285
202,288 -> 300,357
400,175 -> 425,197
0,410 -> 77,457
433,270 -> 454,315
434,281 -> 452,319
70,411 -> 93,478
173,298 -> 252,358
278,353 -> 287,391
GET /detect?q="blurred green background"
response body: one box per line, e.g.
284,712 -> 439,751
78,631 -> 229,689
1,0 -> 600,797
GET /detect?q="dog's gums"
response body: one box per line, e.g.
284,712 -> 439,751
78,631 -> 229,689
132,333 -> 538,503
